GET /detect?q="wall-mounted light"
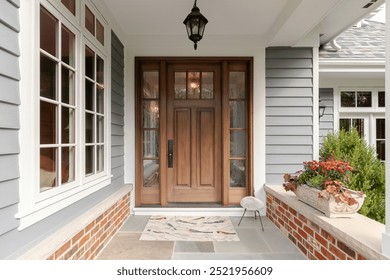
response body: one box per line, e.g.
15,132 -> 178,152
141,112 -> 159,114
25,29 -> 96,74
183,0 -> 208,50
319,100 -> 326,118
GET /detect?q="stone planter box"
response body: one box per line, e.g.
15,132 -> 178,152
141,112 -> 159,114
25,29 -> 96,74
294,184 -> 365,218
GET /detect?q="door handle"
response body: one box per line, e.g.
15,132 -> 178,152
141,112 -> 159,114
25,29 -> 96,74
168,139 -> 173,168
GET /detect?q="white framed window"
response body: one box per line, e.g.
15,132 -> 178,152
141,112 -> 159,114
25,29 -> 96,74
17,0 -> 111,229
336,88 -> 385,161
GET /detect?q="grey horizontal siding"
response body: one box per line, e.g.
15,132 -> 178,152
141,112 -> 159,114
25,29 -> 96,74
0,48 -> 20,79
266,47 -> 314,184
0,0 -> 20,237
0,129 -> 19,154
0,180 -> 19,208
265,48 -> 313,59
319,88 -> 334,144
266,58 -> 313,69
266,145 -> 313,155
111,31 -> 125,189
0,23 -> 20,56
266,88 -> 313,97
266,116 -> 313,126
0,0 -> 20,31
266,78 -> 313,88
0,75 -> 20,104
266,125 -> 312,136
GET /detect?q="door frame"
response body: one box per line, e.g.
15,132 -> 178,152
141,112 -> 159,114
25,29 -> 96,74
135,57 -> 254,207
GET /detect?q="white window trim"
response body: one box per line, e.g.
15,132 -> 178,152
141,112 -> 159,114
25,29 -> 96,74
335,87 -> 385,158
18,0 -> 112,230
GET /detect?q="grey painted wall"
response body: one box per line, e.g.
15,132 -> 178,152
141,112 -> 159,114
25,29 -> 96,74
265,47 -> 314,184
319,88 -> 334,145
0,0 -> 21,237
0,26 -> 126,259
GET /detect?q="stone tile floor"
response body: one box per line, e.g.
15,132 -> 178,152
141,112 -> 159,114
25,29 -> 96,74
97,215 -> 306,260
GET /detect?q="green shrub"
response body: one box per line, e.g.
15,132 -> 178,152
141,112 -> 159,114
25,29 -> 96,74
320,129 -> 385,224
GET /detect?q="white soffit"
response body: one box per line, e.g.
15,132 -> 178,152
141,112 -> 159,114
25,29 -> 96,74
100,0 -> 385,47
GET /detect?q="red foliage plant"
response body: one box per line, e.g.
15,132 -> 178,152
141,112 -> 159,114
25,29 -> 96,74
283,159 -> 363,206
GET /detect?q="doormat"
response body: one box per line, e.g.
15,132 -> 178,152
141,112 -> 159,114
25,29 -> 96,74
139,216 -> 240,242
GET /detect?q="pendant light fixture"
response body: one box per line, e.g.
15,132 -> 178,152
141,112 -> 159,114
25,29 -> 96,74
183,0 -> 208,50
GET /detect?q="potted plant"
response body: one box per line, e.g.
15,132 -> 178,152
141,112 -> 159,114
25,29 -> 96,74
283,159 -> 366,218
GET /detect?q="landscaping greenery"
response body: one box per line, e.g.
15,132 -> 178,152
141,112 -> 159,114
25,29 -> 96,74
320,129 -> 385,223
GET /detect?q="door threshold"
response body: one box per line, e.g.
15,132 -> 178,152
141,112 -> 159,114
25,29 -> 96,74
133,206 -> 244,217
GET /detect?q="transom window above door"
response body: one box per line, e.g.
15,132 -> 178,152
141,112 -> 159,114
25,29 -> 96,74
174,71 -> 214,100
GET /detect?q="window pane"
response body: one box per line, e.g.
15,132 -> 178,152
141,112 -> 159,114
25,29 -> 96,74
143,101 -> 159,128
143,71 -> 159,98
40,148 -> 57,190
377,140 -> 385,161
230,160 -> 245,188
352,119 -> 365,137
339,119 -> 351,132
85,145 -> 94,175
379,91 -> 385,107
62,147 -> 75,184
229,72 -> 245,99
85,80 -> 94,111
230,101 -> 246,128
62,107 -> 75,144
376,119 -> 385,139
61,26 -> 75,67
85,46 -> 95,79
85,113 -> 94,143
62,67 -> 75,105
40,7 -> 57,56
40,55 -> 57,100
40,101 -> 57,144
96,19 -> 104,45
61,0 -> 76,15
201,72 -> 214,99
97,145 -> 104,172
143,130 -> 160,158
340,118 -> 364,137
85,6 -> 95,35
230,131 -> 246,157
97,87 -> 104,114
143,160 -> 159,188
96,55 -> 104,85
340,91 -> 355,107
174,72 -> 186,99
97,116 -> 104,143
357,91 -> 372,107
187,72 -> 200,99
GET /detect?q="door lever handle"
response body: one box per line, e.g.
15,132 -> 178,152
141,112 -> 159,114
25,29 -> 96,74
168,139 -> 173,168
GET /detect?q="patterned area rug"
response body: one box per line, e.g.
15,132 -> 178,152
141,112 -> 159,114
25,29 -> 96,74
140,216 -> 240,242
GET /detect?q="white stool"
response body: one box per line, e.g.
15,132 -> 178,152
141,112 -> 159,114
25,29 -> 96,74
238,196 -> 265,231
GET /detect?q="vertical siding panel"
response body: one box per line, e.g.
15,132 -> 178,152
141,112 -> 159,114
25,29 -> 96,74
111,31 -> 125,189
0,0 -> 20,236
265,47 -> 314,184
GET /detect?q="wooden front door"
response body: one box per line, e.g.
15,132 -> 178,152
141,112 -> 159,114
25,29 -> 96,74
135,58 -> 253,207
166,64 -> 222,203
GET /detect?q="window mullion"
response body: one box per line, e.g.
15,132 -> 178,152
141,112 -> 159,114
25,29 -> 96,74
58,21 -> 63,187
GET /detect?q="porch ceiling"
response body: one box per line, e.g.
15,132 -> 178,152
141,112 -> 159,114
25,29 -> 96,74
100,0 -> 384,47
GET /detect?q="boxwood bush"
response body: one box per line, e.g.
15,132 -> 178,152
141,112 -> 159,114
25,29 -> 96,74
320,129 -> 385,224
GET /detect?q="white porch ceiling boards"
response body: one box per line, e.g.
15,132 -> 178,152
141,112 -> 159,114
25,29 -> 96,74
99,0 -> 385,47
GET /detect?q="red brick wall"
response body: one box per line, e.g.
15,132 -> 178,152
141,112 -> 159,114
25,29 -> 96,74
46,192 -> 130,260
266,193 -> 367,260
